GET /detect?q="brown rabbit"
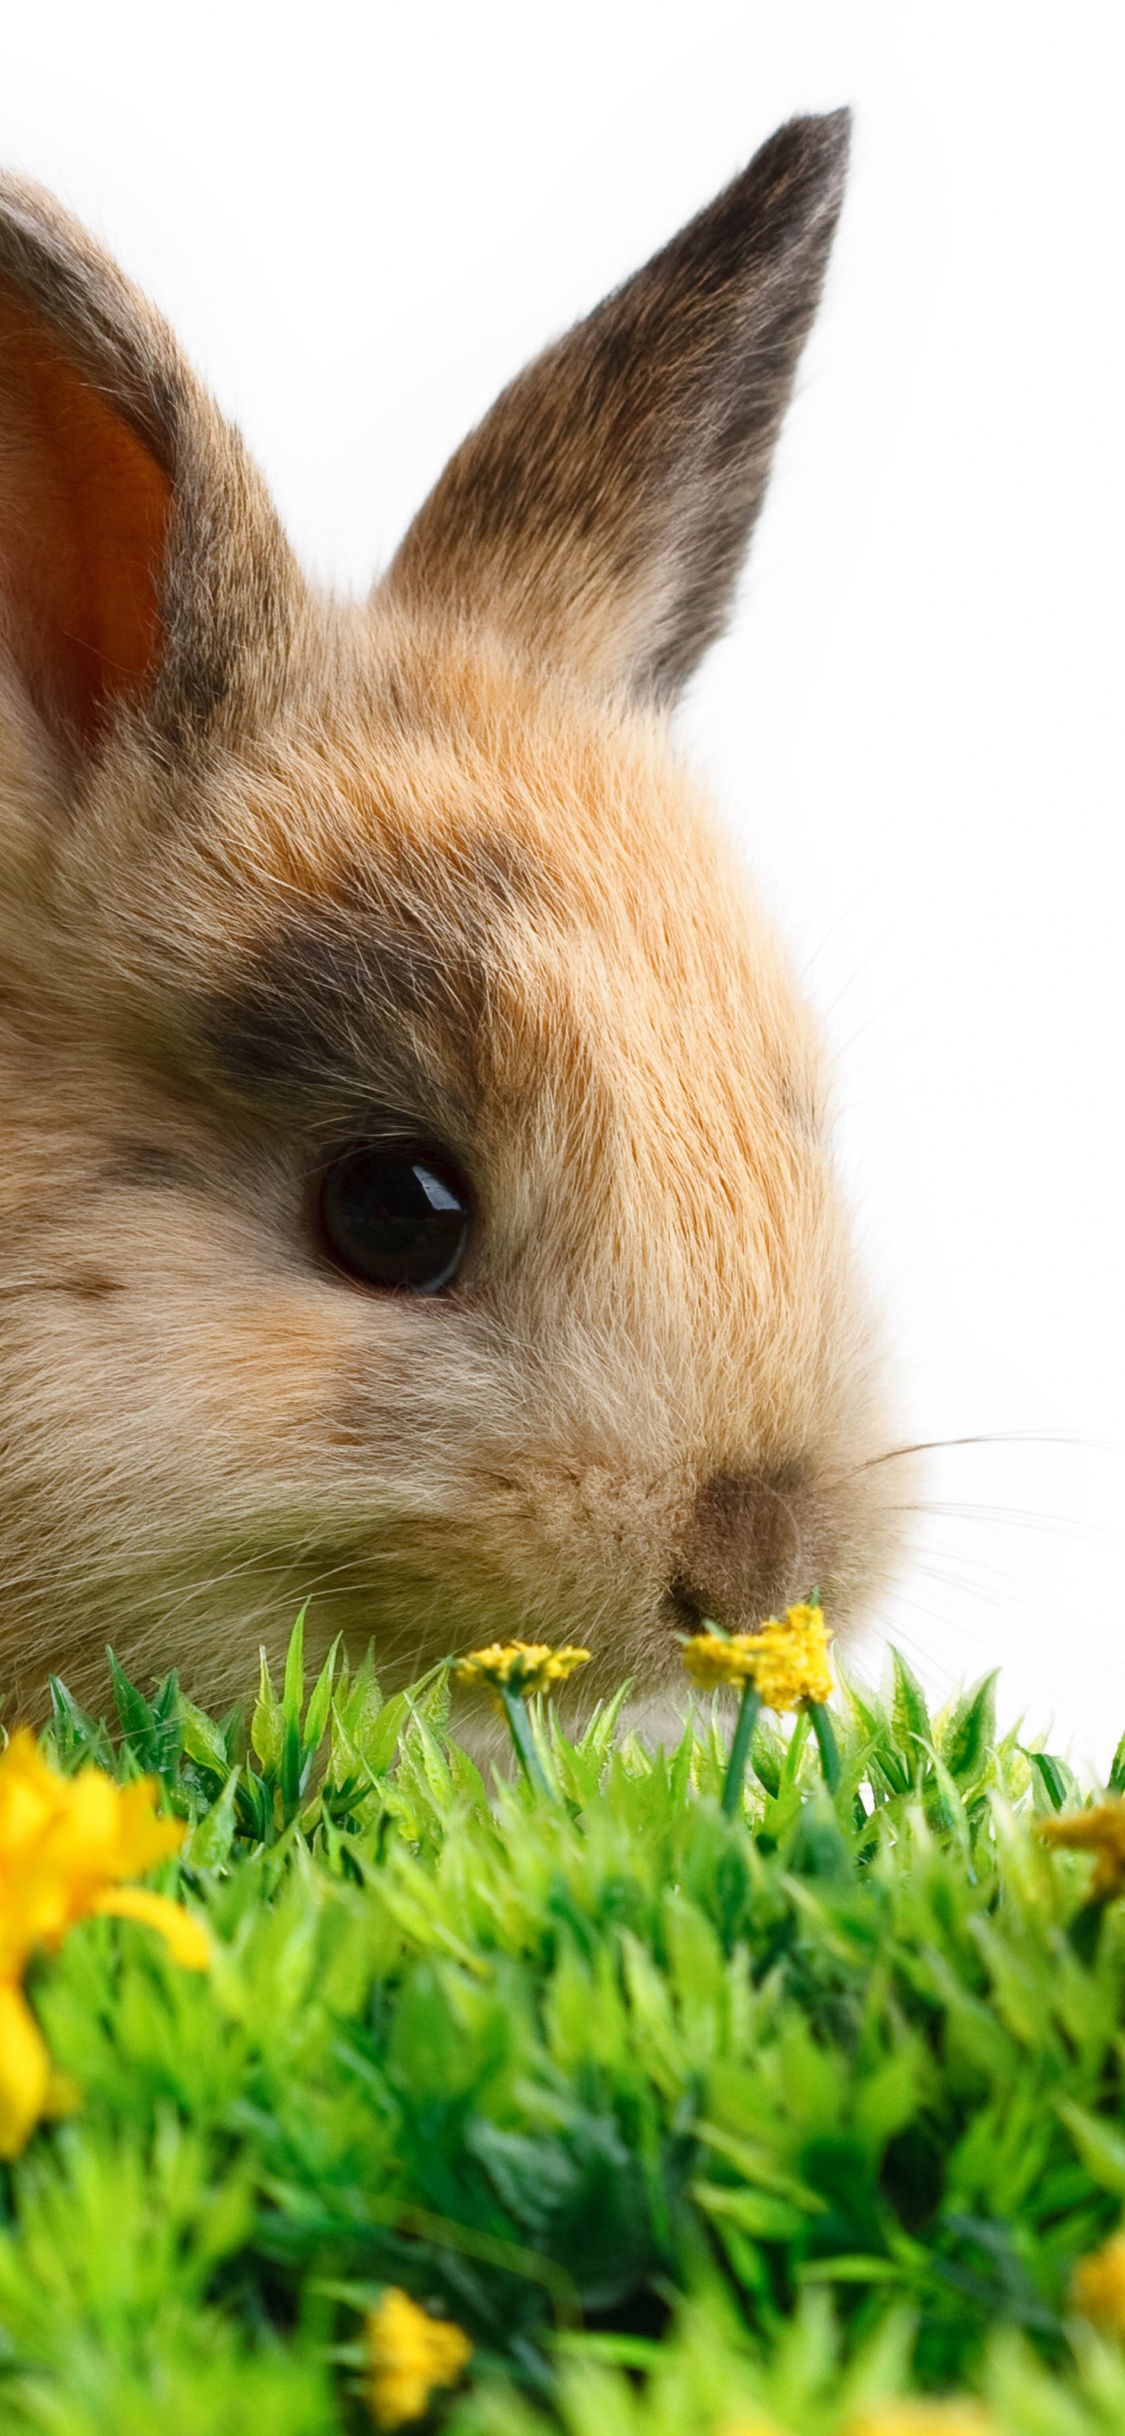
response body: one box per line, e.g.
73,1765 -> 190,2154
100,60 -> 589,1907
0,110 -> 901,1711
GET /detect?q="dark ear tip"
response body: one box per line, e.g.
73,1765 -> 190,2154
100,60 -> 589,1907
749,106 -> 852,227
810,104 -> 853,176
808,103 -> 853,149
767,104 -> 852,163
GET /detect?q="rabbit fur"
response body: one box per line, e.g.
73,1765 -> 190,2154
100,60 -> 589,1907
0,110 -> 902,1710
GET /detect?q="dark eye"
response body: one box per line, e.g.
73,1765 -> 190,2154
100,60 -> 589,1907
318,1143 -> 472,1294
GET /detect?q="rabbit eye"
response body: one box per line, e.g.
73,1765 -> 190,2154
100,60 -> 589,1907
318,1143 -> 471,1294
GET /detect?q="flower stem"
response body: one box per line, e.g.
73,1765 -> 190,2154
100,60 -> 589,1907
722,1684 -> 763,1819
499,1687 -> 552,1799
808,1702 -> 841,1795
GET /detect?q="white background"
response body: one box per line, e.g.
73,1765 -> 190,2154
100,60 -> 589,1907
2,3 -> 1122,1761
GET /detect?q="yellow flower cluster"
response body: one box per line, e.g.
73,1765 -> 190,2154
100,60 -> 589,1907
683,1602 -> 834,1712
455,1640 -> 591,1698
365,2286 -> 472,2427
1071,2229 -> 1125,2331
0,1729 -> 210,2157
1039,1798 -> 1125,1901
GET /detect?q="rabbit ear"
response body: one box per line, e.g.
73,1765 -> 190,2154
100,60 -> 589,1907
383,112 -> 849,702
0,175 -> 296,757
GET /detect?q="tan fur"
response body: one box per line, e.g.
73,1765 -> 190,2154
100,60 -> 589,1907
0,117 -> 904,1710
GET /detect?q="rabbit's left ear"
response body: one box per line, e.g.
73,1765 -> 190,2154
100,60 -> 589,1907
383,111 -> 850,703
0,174 -> 296,761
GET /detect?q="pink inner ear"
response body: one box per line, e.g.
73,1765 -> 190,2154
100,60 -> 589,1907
0,285 -> 172,747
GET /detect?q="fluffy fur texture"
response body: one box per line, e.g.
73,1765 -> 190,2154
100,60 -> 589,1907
0,112 -> 902,1709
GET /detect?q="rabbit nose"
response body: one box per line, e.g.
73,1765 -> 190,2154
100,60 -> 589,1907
671,1464 -> 821,1630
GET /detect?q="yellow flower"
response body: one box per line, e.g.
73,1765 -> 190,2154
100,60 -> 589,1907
745,1603 -> 834,1710
1039,1799 -> 1125,1901
365,2286 -> 472,2427
845,2404 -> 996,2435
454,1641 -> 590,1698
1072,2230 -> 1125,2331
682,1632 -> 761,1690
683,1602 -> 834,1712
0,1729 -> 211,2157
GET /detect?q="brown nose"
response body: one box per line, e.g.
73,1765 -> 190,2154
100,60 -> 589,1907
672,1463 -> 824,1628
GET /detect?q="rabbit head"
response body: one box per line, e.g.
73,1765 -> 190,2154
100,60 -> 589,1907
0,111 -> 902,1708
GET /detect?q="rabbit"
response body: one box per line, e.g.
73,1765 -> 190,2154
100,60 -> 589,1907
0,108 -> 903,1714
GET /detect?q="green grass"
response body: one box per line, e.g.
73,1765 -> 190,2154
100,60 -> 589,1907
5,1622 -> 1125,2431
